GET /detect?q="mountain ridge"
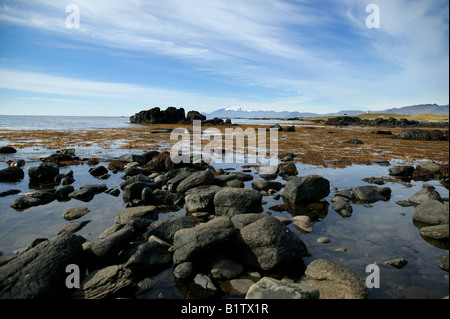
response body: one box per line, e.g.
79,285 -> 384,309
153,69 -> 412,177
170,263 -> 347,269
206,104 -> 449,119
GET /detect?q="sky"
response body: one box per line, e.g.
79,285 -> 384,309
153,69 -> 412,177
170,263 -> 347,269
0,0 -> 448,116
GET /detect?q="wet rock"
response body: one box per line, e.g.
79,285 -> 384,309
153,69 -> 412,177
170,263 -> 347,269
228,172 -> 253,181
144,215 -> 197,244
236,215 -> 307,271
246,277 -> 319,299
419,224 -> 449,240
120,174 -> 156,190
193,273 -> 218,297
226,179 -> 244,188
210,259 -> 244,280
125,241 -> 173,275
399,128 -> 448,141
293,215 -> 314,233
278,162 -> 298,176
57,220 -> 91,235
176,169 -> 215,193
0,166 -> 24,182
384,258 -> 408,269
123,182 -> 153,203
28,162 -> 60,183
115,206 -> 159,225
0,189 -> 21,197
437,255 -> 449,272
345,138 -> 364,144
173,261 -> 197,280
89,165 -> 108,177
214,188 -> 263,216
172,217 -> 235,264
251,180 -> 283,192
0,233 -> 85,298
0,146 -> 17,154
151,188 -> 182,205
185,185 -> 222,213
282,175 -> 330,204
55,185 -> 75,201
62,207 -> 91,221
317,236 -> 331,244
72,265 -> 135,299
118,154 -> 148,166
301,259 -> 368,299
10,195 -> 43,210
388,166 -> 415,177
69,184 -> 107,202
331,196 -> 353,216
409,186 -> 442,205
89,226 -> 135,262
130,107 -> 186,124
413,200 -> 449,225
351,185 -> 390,203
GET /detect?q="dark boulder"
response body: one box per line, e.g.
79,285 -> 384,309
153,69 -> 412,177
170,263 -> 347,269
235,215 -> 307,272
0,166 -> 24,182
0,146 -> 17,154
398,128 -> 449,141
0,233 -> 85,298
282,175 -> 330,204
130,107 -> 186,124
28,162 -> 60,184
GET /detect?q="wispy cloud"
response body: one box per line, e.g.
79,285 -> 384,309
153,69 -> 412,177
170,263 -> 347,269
0,0 -> 448,114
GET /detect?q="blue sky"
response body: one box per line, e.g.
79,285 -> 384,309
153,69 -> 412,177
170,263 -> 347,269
0,0 -> 448,116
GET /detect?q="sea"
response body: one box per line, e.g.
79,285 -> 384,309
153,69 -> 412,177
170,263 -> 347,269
0,115 -> 135,131
0,115 -> 306,131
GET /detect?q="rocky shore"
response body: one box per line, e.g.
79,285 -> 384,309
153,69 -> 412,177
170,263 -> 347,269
0,146 -> 449,299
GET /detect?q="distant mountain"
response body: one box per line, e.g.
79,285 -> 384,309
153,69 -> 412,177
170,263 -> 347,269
368,104 -> 449,116
205,104 -> 448,119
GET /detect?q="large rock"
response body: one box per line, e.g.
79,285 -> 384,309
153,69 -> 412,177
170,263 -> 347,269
408,186 -> 442,205
185,185 -> 222,212
90,226 -> 135,261
69,184 -> 107,202
0,166 -> 24,182
172,217 -> 235,264
301,259 -> 368,299
72,265 -> 135,299
130,107 -> 186,124
245,277 -> 319,299
176,169 -> 215,193
122,182 -> 153,203
115,206 -> 159,225
125,241 -> 173,274
144,215 -> 197,244
0,233 -> 85,298
282,175 -> 330,204
214,188 -> 263,216
251,180 -> 283,192
388,166 -> 415,177
399,128 -> 448,141
118,154 -> 148,165
351,185 -> 391,203
236,215 -> 307,271
28,162 -> 59,183
413,200 -> 449,225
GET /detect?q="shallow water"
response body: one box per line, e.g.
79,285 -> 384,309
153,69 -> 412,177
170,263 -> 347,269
0,155 -> 448,299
